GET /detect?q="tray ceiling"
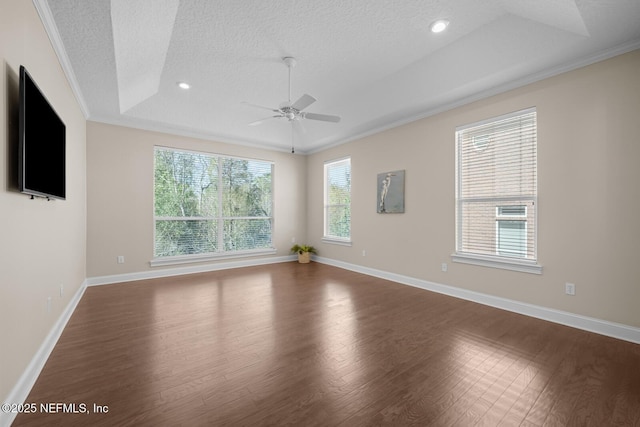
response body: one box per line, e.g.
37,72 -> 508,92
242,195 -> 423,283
37,0 -> 640,153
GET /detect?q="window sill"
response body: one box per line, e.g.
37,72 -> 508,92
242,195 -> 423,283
322,237 -> 353,247
150,248 -> 277,267
451,253 -> 542,275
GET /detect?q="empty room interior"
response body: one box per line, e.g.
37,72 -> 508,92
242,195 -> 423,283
2,1 -> 640,426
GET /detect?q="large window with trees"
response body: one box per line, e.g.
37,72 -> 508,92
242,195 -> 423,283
153,147 -> 273,262
323,157 -> 351,243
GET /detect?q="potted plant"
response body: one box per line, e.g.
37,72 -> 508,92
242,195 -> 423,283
290,244 -> 317,264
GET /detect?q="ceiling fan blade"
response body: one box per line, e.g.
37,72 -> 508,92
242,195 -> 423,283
291,94 -> 316,111
302,112 -> 341,123
242,101 -> 279,112
249,115 -> 282,126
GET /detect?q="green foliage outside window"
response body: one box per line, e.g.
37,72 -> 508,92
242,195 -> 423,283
154,148 -> 273,257
325,159 -> 351,239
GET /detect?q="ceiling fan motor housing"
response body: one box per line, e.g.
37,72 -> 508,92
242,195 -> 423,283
283,57 -> 297,68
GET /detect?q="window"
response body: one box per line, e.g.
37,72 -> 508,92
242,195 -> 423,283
324,157 -> 351,243
454,108 -> 541,273
496,205 -> 527,257
496,206 -> 527,217
153,147 -> 273,263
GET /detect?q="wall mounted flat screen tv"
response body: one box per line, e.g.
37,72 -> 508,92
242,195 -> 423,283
19,65 -> 66,200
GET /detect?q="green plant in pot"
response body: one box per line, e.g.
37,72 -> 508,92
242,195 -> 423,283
290,244 -> 317,264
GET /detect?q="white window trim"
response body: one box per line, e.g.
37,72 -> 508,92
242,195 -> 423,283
152,146 -> 275,263
323,157 -> 352,243
452,252 -> 542,274
454,108 -> 541,273
150,248 -> 277,267
321,237 -> 353,246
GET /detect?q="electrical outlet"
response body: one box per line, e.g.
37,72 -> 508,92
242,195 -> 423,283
362,250 -> 366,257
565,282 -> 576,296
60,284 -> 64,298
291,237 -> 296,243
441,263 -> 448,272
47,297 -> 52,313
117,255 -> 125,264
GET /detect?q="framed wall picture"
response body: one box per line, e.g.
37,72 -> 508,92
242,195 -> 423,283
377,170 -> 405,213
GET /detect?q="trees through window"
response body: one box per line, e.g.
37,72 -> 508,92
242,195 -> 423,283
154,147 -> 273,258
324,158 -> 351,242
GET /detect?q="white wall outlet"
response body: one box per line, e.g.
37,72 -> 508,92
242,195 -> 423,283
60,284 -> 64,298
117,255 -> 125,264
441,263 -> 448,272
47,297 -> 52,313
291,237 -> 296,243
565,282 -> 576,296
362,250 -> 366,257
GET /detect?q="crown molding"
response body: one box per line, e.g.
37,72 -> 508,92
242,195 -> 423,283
32,0 -> 90,119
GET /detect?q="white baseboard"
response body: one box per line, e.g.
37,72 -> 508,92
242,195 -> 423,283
1,280 -> 88,427
314,256 -> 640,345
87,255 -> 297,286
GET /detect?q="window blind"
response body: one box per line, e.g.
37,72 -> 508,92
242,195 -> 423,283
324,158 -> 351,240
154,147 -> 273,258
455,108 -> 537,262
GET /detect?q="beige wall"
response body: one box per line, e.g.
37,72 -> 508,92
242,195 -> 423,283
2,0 -> 638,407
86,122 -> 307,278
1,0 -> 87,403
307,50 -> 640,328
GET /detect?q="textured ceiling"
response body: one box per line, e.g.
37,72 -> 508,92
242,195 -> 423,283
37,0 -> 640,153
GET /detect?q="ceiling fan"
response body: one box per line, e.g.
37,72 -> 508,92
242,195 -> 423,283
244,57 -> 341,152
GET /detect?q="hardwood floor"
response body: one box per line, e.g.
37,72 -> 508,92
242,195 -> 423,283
14,262 -> 640,426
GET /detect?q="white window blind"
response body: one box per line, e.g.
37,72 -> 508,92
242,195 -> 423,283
324,158 -> 351,241
455,108 -> 539,271
154,147 -> 273,259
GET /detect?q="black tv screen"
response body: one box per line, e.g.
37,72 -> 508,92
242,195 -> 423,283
19,65 -> 66,200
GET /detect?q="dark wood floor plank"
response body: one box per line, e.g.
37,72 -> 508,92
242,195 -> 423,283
13,262 -> 640,426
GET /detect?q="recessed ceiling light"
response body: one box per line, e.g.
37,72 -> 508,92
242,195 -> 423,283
177,82 -> 190,89
430,19 -> 449,33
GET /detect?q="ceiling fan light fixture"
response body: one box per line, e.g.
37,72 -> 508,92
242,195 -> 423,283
430,19 -> 449,33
